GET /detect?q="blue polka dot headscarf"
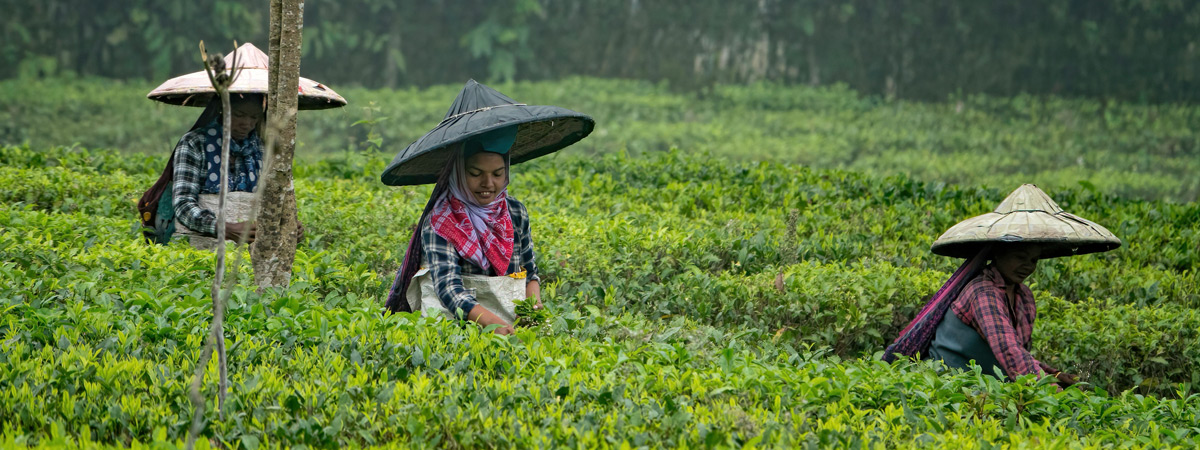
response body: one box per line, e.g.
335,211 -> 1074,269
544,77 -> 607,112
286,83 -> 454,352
198,120 -> 263,194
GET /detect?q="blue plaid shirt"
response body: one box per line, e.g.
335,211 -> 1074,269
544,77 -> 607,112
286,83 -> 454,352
421,196 -> 540,318
171,128 -> 262,235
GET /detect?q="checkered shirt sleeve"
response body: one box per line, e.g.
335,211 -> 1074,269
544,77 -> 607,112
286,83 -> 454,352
171,130 -> 216,236
421,216 -> 478,319
509,198 -> 540,283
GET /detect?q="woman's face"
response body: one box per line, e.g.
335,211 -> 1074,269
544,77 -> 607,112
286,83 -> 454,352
993,244 -> 1042,286
230,98 -> 263,140
464,152 -> 507,205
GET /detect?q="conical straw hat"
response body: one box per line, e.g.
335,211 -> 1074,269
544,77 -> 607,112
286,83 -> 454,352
931,184 -> 1121,258
147,43 -> 346,110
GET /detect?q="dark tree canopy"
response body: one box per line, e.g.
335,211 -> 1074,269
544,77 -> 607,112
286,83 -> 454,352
3,0 -> 1197,102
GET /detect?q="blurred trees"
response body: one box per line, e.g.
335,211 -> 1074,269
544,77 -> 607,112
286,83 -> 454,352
2,0 -> 1197,101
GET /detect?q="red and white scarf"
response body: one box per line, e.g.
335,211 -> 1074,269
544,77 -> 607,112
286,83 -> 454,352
429,154 -> 514,274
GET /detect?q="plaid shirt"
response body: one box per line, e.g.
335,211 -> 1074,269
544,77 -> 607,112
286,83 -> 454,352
421,196 -> 540,317
950,265 -> 1048,377
171,129 -> 261,236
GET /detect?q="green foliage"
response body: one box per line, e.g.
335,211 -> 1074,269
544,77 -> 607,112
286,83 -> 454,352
0,0 -> 265,82
460,0 -> 542,82
0,0 -> 542,88
2,139 -> 1199,447
513,297 -> 551,331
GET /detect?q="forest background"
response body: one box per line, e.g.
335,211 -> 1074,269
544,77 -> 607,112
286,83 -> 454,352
4,0 -> 1199,102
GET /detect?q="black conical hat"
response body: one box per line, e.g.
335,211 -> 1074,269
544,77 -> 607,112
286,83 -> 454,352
380,79 -> 595,186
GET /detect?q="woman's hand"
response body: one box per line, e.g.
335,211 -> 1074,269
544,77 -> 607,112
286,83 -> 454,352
1040,362 -> 1079,388
1054,371 -> 1079,387
467,304 -> 514,335
526,279 -> 543,310
226,221 -> 256,243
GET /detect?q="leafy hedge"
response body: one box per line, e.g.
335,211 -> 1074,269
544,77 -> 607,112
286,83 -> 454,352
4,77 -> 1199,202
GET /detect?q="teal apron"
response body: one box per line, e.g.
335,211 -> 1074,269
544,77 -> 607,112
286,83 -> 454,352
928,311 -> 1006,378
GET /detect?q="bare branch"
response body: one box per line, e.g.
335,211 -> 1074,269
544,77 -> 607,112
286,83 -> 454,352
186,39 -> 240,450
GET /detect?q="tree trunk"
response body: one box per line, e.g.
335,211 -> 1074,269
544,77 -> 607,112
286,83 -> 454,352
253,0 -> 303,288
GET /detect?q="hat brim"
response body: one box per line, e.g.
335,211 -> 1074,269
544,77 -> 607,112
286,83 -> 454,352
931,210 -> 1122,258
147,68 -> 347,110
381,105 -> 594,186
932,237 -> 1122,259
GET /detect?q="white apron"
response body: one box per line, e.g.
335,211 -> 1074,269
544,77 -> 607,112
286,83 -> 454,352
174,192 -> 255,251
406,269 -> 525,323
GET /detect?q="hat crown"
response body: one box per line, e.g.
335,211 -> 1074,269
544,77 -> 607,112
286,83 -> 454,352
995,184 -> 1063,214
444,79 -> 520,119
226,43 -> 269,70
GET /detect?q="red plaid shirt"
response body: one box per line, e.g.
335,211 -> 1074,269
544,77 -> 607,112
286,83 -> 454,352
950,265 -> 1049,378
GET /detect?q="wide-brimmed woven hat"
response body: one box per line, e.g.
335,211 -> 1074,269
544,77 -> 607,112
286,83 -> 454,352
147,43 -> 346,110
931,184 -> 1121,258
380,79 -> 594,186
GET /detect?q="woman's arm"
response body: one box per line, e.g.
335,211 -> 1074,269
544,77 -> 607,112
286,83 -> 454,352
467,305 -> 514,335
965,285 -> 1044,378
422,220 -> 481,318
512,199 -> 542,308
525,280 -> 541,309
172,133 -> 217,235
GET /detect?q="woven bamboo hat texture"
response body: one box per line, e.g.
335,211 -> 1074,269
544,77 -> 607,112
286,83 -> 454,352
380,79 -> 594,186
147,43 -> 346,110
931,184 -> 1121,258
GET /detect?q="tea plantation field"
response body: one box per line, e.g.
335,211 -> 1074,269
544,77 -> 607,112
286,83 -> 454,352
2,78 -> 1200,448
3,77 -> 1199,202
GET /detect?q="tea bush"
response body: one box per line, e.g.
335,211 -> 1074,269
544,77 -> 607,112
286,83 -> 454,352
4,77 -> 1199,201
2,142 -> 1199,448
